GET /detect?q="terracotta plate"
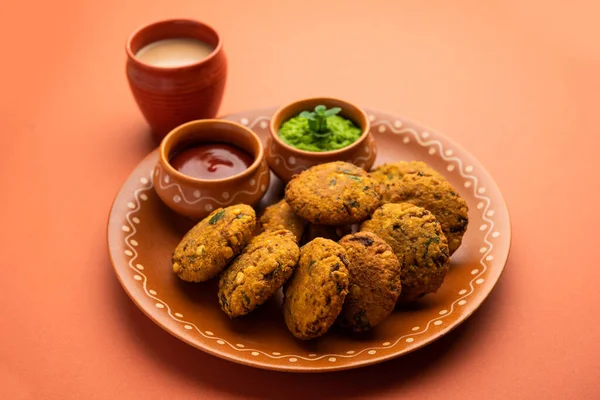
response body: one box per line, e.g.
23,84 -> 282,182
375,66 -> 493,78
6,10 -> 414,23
107,107 -> 511,372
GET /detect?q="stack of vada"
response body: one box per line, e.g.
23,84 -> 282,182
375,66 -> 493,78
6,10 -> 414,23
171,160 -> 469,340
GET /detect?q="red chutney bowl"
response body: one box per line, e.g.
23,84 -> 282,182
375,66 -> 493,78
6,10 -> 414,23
266,97 -> 377,182
153,120 -> 270,220
126,19 -> 227,141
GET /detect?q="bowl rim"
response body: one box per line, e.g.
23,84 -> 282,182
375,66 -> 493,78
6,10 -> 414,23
125,18 -> 223,72
268,97 -> 371,158
158,119 -> 264,184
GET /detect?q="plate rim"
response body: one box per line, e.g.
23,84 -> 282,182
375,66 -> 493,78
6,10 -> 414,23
107,106 -> 512,372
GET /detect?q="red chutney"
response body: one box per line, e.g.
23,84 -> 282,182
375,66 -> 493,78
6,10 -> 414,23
169,143 -> 253,180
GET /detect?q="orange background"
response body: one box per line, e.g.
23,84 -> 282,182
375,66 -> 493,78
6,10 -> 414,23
1,1 -> 599,398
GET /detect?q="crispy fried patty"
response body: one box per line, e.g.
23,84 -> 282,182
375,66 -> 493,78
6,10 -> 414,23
285,161 -> 381,225
283,238 -> 350,340
172,205 -> 256,282
337,232 -> 402,332
361,203 -> 450,302
371,161 -> 442,183
372,161 -> 468,255
256,200 -> 307,242
218,229 -> 300,318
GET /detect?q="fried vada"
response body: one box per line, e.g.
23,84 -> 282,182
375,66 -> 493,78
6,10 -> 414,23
283,238 -> 350,340
218,229 -> 300,318
256,200 -> 307,242
172,205 -> 256,282
285,161 -> 381,225
361,203 -> 450,302
372,161 -> 468,255
337,232 -> 402,332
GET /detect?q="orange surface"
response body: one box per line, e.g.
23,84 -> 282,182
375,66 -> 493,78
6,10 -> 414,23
1,1 -> 599,398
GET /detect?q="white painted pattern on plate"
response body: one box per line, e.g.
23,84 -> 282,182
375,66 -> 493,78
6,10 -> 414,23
120,115 -> 497,364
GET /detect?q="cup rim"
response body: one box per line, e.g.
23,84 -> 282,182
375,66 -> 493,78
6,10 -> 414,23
268,97 -> 371,158
158,119 -> 264,184
125,18 -> 222,72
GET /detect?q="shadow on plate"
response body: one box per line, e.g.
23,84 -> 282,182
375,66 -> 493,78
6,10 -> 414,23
175,278 -> 220,306
108,256 -> 509,400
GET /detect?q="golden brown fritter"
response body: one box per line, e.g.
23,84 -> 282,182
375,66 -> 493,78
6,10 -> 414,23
361,203 -> 450,302
386,176 -> 467,255
285,161 -> 381,225
218,230 -> 300,318
283,238 -> 350,340
256,200 -> 307,242
371,161 -> 442,184
337,232 -> 402,332
372,161 -> 468,255
172,205 -> 256,282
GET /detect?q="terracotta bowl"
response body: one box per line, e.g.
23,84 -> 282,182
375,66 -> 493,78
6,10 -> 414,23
153,119 -> 270,220
266,97 -> 376,182
126,19 -> 227,141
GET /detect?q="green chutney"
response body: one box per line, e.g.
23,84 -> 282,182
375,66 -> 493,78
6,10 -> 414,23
279,115 -> 362,152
